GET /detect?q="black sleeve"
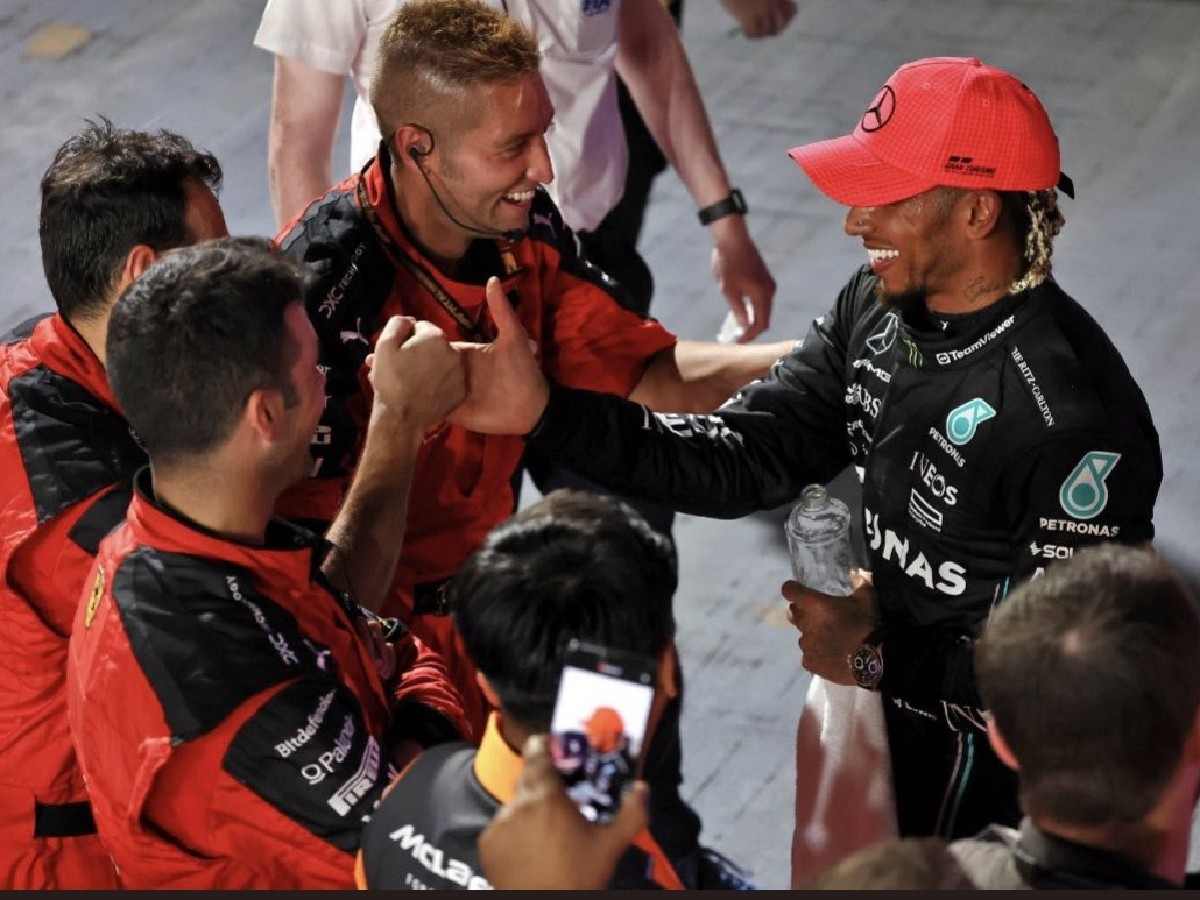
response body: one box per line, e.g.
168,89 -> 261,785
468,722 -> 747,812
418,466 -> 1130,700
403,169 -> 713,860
223,679 -> 395,853
530,278 -> 867,517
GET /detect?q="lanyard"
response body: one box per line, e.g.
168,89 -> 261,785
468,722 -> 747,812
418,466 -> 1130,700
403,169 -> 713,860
355,153 -> 497,341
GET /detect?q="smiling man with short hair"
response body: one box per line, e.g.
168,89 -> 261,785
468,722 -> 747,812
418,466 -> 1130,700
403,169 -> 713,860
447,56 -> 1163,869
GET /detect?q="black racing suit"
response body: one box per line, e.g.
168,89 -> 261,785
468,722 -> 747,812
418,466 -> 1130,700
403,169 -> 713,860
526,267 -> 1162,838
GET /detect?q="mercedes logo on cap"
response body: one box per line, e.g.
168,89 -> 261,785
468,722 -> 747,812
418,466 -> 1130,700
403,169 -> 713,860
861,84 -> 896,133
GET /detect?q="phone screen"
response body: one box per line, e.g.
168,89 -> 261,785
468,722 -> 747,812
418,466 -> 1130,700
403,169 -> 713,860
548,640 -> 656,824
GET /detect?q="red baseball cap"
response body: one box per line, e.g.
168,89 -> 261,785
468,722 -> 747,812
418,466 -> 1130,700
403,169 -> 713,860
788,57 -> 1071,206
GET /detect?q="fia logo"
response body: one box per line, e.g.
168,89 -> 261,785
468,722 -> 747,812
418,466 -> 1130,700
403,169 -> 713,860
945,397 -> 995,446
1059,451 -> 1121,520
582,0 -> 612,14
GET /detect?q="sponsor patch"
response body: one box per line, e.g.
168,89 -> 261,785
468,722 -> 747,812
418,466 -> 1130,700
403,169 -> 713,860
1010,345 -> 1054,427
934,314 -> 1015,366
1029,541 -> 1075,561
908,489 -> 943,532
909,451 -> 959,506
865,313 -> 899,356
864,506 -> 966,595
1038,516 -> 1121,538
388,823 -> 493,890
928,426 -> 966,468
1059,451 -> 1121,520
945,397 -> 996,446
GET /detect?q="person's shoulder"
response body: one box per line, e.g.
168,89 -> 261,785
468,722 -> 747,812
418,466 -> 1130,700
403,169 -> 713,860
359,743 -> 490,890
276,175 -> 369,262
2,359 -> 143,526
108,547 -> 336,742
1007,281 -> 1156,438
276,174 -> 397,330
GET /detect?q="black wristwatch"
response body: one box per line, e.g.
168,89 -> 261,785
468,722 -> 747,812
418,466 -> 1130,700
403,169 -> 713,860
697,188 -> 748,226
848,629 -> 885,691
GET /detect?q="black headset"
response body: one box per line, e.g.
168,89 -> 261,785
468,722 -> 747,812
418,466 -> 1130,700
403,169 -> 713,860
402,124 -> 525,243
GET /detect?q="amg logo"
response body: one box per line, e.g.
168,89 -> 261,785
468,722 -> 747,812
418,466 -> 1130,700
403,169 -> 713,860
1038,517 -> 1121,538
851,357 -> 892,384
388,824 -> 492,890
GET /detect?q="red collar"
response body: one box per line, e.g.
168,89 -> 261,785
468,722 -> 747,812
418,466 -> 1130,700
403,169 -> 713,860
126,469 -> 324,590
30,314 -> 119,412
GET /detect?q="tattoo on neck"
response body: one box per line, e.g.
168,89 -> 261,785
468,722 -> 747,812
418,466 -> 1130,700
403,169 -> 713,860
964,276 -> 1004,304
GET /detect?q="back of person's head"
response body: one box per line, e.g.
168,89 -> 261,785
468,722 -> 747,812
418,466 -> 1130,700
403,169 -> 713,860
810,838 -> 973,890
106,237 -> 303,467
39,117 -> 222,323
451,490 -> 677,731
371,0 -> 539,146
977,544 -> 1200,827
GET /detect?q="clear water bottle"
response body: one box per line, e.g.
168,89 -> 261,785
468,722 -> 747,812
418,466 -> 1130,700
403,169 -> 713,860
785,484 -> 852,596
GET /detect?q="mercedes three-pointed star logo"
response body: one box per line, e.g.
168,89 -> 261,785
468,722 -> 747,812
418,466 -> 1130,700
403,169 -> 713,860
860,84 -> 896,133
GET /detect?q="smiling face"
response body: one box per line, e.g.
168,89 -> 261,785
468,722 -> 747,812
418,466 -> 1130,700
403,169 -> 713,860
843,188 -> 968,311
428,72 -> 555,238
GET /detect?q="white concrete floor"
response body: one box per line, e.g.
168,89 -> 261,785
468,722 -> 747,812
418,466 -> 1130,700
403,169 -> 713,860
3,0 -> 1200,887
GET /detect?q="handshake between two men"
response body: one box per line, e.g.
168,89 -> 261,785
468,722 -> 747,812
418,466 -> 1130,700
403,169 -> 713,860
364,275 -> 551,440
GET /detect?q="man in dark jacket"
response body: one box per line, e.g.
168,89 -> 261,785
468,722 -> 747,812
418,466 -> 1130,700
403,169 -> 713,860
449,55 -> 1163,860
950,544 -> 1198,889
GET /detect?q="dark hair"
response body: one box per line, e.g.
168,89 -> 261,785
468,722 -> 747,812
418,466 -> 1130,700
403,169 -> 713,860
977,544 -> 1200,826
39,117 -> 222,321
810,838 -> 972,890
450,490 -> 677,730
371,0 -> 539,143
106,237 -> 303,465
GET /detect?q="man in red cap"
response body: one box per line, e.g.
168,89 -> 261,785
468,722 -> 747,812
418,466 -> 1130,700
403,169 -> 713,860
444,56 -> 1163,876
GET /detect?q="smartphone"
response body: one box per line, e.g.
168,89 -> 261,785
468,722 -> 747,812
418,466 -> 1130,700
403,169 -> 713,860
548,639 -> 657,824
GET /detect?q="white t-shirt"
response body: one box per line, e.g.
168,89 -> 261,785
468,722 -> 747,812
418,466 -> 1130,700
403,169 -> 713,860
254,0 -> 627,232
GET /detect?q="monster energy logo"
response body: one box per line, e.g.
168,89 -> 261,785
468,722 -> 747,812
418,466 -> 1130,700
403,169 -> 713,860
945,398 -> 996,446
1059,451 -> 1121,520
901,336 -> 923,367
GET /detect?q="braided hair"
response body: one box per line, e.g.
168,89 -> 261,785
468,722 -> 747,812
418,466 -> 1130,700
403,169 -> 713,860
1004,189 -> 1066,294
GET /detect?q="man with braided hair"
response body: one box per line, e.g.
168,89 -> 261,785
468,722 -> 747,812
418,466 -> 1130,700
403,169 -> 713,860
447,56 -> 1163,874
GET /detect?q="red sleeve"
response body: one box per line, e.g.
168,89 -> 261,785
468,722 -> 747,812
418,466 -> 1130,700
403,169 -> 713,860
390,632 -> 471,744
544,269 -> 677,398
142,680 -> 361,889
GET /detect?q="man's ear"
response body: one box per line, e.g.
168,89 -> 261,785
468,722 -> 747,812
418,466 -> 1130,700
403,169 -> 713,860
245,386 -> 286,446
394,124 -> 436,170
963,190 -> 1003,240
987,716 -> 1020,772
115,244 -> 159,296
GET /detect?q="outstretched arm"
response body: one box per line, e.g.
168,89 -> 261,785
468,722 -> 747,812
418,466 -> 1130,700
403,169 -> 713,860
450,279 -> 850,517
322,317 -> 465,612
615,0 -> 776,341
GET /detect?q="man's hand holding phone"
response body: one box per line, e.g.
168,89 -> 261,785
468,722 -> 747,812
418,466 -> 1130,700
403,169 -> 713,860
478,735 -> 648,890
